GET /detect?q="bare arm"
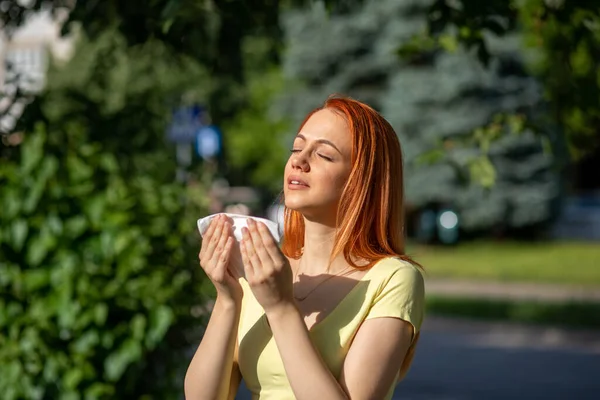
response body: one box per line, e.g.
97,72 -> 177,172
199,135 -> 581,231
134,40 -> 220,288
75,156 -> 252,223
184,297 -> 242,400
340,317 -> 414,399
186,214 -> 244,400
267,304 -> 413,400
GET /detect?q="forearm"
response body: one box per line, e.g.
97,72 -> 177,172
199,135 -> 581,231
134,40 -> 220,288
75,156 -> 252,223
266,303 -> 348,400
184,297 -> 240,400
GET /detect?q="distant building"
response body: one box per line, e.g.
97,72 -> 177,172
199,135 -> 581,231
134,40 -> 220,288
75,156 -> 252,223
0,9 -> 73,132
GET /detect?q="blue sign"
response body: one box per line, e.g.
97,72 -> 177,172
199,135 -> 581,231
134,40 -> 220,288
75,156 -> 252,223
167,105 -> 206,143
195,125 -> 221,160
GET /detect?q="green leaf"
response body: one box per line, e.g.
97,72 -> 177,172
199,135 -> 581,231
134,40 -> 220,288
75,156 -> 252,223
72,330 -> 100,355
85,195 -> 107,227
26,234 -> 49,267
63,368 -> 84,390
416,148 -> 445,165
162,18 -> 175,34
84,383 -> 115,400
113,231 -> 133,256
98,153 -> 119,173
468,156 -> 497,188
131,314 -> 147,341
64,216 -> 88,239
20,127 -> 45,175
146,306 -> 174,349
47,213 -> 64,236
94,303 -> 108,325
67,154 -> 94,183
104,339 -> 142,381
22,156 -> 58,214
10,219 -> 28,252
438,34 -> 458,52
23,269 -> 50,292
59,390 -> 80,400
1,188 -> 22,220
43,355 -> 60,382
508,114 -> 526,135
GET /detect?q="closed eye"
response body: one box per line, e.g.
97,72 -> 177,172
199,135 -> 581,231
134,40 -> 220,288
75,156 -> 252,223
290,148 -> 332,161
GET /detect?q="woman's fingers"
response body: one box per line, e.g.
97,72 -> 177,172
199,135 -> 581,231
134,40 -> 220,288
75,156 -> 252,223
240,236 -> 255,279
246,220 -> 274,266
203,216 -> 223,260
200,215 -> 220,258
211,219 -> 231,265
216,237 -> 234,271
256,222 -> 283,264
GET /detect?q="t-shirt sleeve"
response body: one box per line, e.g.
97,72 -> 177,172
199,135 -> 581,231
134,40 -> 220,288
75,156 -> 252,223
365,262 -> 425,335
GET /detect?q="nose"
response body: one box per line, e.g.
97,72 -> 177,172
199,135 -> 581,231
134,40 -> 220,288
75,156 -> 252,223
291,150 -> 310,172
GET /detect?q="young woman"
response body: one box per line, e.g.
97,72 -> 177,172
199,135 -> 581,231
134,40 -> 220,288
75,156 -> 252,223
185,95 -> 425,400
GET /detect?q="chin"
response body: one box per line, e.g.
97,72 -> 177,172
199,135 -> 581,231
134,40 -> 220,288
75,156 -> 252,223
283,194 -> 315,214
285,201 -> 338,223
283,197 -> 308,212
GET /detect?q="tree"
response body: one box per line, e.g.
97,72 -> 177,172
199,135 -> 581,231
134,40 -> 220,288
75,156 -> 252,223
274,0 -> 562,233
0,0 -> 341,195
403,0 -> 600,159
1,0 -> 268,124
2,0 -> 597,160
0,0 -> 343,126
0,26 -> 214,398
0,120 -> 209,399
222,66 -> 291,193
13,26 -> 209,179
518,0 -> 600,159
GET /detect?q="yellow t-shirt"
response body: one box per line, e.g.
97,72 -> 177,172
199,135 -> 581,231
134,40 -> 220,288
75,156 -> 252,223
237,257 -> 425,400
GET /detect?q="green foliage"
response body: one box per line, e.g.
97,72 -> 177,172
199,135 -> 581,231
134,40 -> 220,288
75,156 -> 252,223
0,25 -> 212,399
519,0 -> 600,159
419,0 -> 519,66
396,0 -> 600,159
1,0 -> 345,126
223,67 -> 291,192
0,121 -> 209,399
2,0 -> 597,160
276,0 -> 561,231
385,34 -> 561,231
426,296 -> 600,329
16,26 -> 209,180
221,34 -> 297,191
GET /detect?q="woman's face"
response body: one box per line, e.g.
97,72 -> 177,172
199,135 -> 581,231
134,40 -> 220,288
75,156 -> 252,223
283,109 -> 352,219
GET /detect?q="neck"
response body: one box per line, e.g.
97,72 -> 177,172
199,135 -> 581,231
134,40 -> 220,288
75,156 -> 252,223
297,216 -> 346,275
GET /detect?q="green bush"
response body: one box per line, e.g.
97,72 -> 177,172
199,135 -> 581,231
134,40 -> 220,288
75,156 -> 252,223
0,122 -> 209,399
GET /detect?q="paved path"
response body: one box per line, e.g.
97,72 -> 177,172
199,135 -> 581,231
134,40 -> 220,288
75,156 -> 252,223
236,316 -> 600,399
425,279 -> 600,303
394,316 -> 600,399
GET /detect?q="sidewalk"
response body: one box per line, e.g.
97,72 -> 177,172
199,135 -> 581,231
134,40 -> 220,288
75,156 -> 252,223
426,279 -> 600,303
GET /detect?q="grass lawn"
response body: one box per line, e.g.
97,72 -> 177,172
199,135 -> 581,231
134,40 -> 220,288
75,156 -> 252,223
407,240 -> 600,286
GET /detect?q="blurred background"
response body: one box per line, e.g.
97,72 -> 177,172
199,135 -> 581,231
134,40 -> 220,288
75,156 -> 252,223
1,0 -> 599,399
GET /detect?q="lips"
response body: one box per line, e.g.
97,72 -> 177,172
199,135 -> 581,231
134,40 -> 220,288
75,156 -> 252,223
288,175 -> 309,187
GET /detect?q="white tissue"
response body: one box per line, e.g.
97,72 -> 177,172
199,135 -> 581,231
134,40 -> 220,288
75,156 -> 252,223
197,213 -> 282,278
197,213 -> 281,243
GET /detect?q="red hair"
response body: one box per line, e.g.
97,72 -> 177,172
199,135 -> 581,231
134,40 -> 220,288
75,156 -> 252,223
281,95 -> 418,269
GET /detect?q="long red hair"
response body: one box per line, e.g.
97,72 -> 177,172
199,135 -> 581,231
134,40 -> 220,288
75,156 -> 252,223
281,95 -> 418,269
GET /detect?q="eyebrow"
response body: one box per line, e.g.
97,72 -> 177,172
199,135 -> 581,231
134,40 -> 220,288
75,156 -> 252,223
296,134 -> 342,154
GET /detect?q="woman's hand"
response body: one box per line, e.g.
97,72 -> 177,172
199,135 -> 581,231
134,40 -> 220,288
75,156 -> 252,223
240,218 -> 294,314
198,214 -> 242,304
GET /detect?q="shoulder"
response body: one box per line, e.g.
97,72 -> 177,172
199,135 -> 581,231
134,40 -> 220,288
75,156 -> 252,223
370,257 -> 425,291
365,257 -> 426,330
